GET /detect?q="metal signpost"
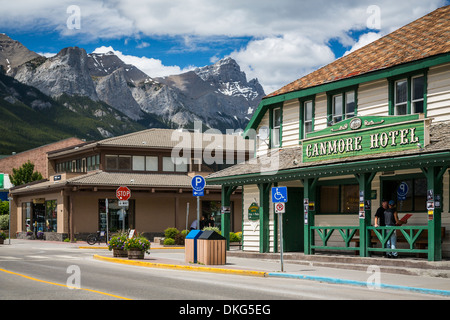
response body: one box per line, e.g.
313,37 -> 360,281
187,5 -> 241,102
116,186 -> 131,232
191,176 -> 206,230
272,187 -> 287,272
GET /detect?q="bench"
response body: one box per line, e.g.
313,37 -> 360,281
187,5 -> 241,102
351,227 -> 446,256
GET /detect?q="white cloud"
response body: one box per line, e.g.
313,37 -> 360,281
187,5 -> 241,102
1,0 -> 446,91
344,32 -> 383,56
230,34 -> 335,94
92,46 -> 194,78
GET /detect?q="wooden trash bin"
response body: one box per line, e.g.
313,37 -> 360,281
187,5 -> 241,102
185,230 -> 203,263
197,230 -> 226,265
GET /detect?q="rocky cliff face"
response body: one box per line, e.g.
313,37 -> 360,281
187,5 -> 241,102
0,34 -> 40,75
4,34 -> 265,134
14,46 -> 99,101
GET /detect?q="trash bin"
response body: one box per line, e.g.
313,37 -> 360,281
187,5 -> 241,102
197,230 -> 226,265
185,230 -> 203,263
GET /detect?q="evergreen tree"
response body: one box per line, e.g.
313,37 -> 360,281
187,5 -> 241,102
10,161 -> 43,186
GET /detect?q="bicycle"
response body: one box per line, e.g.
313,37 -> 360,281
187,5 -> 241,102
86,231 -> 108,245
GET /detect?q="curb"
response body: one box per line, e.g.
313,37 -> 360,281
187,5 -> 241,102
93,255 -> 267,277
267,273 -> 450,297
79,246 -> 185,250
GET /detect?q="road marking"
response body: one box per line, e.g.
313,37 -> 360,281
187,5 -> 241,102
0,256 -> 22,260
0,267 -> 132,300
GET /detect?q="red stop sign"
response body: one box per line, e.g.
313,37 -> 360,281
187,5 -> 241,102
116,186 -> 131,201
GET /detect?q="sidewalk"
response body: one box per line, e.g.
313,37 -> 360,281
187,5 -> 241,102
92,244 -> 450,298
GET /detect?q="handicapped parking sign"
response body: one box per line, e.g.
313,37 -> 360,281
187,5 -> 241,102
272,187 -> 288,203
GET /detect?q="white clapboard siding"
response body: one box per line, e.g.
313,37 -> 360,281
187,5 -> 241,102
242,185 -> 260,252
281,100 -> 300,148
314,93 -> 328,131
256,112 -> 270,158
427,63 -> 450,123
357,79 -> 389,117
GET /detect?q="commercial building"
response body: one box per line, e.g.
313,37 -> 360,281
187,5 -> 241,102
9,129 -> 251,241
207,6 -> 450,261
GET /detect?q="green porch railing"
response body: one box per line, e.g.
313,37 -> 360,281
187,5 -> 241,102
310,225 -> 430,256
366,226 -> 429,254
310,226 -> 360,251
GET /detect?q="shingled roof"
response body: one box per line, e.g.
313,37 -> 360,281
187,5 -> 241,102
266,5 -> 450,99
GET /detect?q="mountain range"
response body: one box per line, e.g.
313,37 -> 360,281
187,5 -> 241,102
0,33 -> 265,154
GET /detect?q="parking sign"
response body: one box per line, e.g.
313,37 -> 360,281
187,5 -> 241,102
272,187 -> 288,203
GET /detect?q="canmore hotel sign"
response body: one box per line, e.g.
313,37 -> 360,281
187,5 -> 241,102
302,115 -> 430,163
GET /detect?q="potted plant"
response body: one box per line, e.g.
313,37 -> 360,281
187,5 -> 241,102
108,232 -> 128,257
124,235 -> 151,259
0,232 -> 6,244
36,231 -> 44,240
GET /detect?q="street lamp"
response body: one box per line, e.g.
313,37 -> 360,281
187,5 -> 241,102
8,195 -> 12,245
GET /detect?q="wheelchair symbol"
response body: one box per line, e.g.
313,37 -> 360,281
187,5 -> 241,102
272,187 -> 287,203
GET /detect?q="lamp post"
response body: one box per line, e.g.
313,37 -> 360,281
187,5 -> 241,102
8,195 -> 12,245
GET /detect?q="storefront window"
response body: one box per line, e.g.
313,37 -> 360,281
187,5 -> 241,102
382,178 -> 426,212
98,199 -> 135,232
45,200 -> 57,232
22,202 -> 32,231
319,184 -> 359,214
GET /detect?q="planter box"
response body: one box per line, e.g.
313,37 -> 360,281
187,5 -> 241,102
197,231 -> 227,266
113,248 -> 128,258
127,249 -> 145,259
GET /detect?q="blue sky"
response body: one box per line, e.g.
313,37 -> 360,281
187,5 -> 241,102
1,1 -> 448,93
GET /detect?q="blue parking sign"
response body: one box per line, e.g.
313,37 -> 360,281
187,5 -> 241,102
191,175 -> 206,192
272,187 -> 288,203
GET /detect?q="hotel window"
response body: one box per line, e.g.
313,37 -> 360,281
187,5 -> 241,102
390,73 -> 426,116
132,156 -> 158,171
318,183 -> 359,214
105,155 -> 118,170
271,107 -> 282,148
300,99 -> 314,139
382,177 -> 426,212
329,90 -> 356,126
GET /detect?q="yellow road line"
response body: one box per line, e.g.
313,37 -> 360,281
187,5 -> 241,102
0,267 -> 132,300
94,254 -> 267,277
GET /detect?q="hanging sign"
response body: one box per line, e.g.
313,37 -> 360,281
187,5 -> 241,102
248,202 -> 260,221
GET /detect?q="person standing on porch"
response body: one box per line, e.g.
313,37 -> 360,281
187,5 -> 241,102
384,200 -> 404,258
374,200 -> 388,227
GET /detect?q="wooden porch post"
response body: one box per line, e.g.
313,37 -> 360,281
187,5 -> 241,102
221,185 -> 237,250
421,166 -> 447,261
355,172 -> 376,257
303,178 -> 318,255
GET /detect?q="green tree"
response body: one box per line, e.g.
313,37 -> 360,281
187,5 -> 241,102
0,200 -> 8,215
10,161 -> 43,186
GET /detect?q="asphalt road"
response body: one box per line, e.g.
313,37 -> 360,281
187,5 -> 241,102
0,240 -> 447,305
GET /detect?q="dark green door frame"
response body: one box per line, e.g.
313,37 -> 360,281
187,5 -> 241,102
221,185 -> 238,250
258,183 -> 271,253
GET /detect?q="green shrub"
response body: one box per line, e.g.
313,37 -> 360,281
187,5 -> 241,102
202,226 -> 221,235
163,238 -> 175,245
164,227 -> 179,239
229,232 -> 242,242
0,215 -> 9,230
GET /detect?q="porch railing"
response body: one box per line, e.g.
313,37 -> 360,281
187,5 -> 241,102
310,225 -> 430,256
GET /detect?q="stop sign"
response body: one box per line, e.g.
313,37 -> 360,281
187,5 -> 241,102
116,186 -> 131,201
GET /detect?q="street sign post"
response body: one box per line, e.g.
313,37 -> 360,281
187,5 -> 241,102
191,176 -> 206,230
116,186 -> 131,201
272,187 -> 288,272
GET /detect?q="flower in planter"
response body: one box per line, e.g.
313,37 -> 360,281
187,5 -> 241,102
124,236 -> 151,254
108,232 -> 128,251
0,232 -> 6,240
37,231 -> 44,239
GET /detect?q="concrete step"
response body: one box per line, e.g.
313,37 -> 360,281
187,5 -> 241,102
227,251 -> 450,278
